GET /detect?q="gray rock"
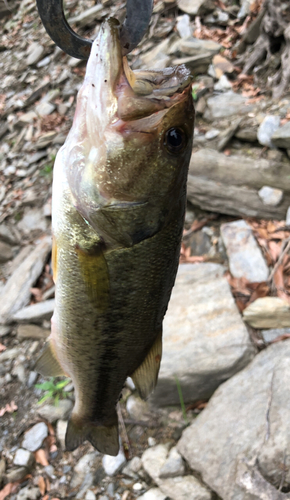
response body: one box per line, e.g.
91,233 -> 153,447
13,299 -> 55,324
16,486 -> 41,500
0,237 -> 51,324
0,223 -> 19,245
71,452 -> 100,488
243,297 -> 290,328
221,220 -> 269,282
150,264 -> 255,406
13,448 -> 34,468
271,120 -> 290,149
12,363 -> 26,383
35,101 -> 55,117
262,327 -> 290,343
238,0 -> 257,18
235,126 -> 258,142
140,37 -> 172,70
0,346 -> 21,362
178,340 -> 290,499
37,399 -> 73,423
159,476 -> 212,500
17,207 -> 48,235
68,4 -> 103,26
17,324 -> 49,340
27,371 -> 38,388
122,456 -> 142,479
258,185 -> 283,206
172,37 -> 221,57
204,91 -> 253,121
0,241 -> 13,263
257,115 -> 280,148
176,14 -> 191,38
214,74 -> 232,91
204,9 -> 229,25
102,446 -> 126,476
177,0 -> 215,15
217,117 -> 243,152
56,419 -> 68,450
6,467 -> 28,483
159,447 -> 185,479
85,491 -> 96,500
22,422 -> 48,452
26,43 -> 44,66
186,230 -> 211,256
76,472 -> 94,499
0,325 -> 11,337
126,395 -> 151,422
142,444 -> 170,483
205,129 -> 220,140
137,489 -> 167,500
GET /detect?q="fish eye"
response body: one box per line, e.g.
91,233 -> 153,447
164,128 -> 186,154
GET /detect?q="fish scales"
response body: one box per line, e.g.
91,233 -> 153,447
36,18 -> 194,455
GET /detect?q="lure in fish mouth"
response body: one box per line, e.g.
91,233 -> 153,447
36,18 -> 194,456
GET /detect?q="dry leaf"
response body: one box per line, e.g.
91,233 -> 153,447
38,476 -> 46,496
34,449 -> 49,467
0,401 -> 18,417
0,484 -> 13,500
0,344 -> 6,352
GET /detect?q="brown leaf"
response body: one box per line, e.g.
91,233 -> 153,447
248,282 -> 270,304
268,241 -> 282,263
273,265 -> 290,303
38,476 -> 46,496
34,449 -> 49,467
0,484 -> 13,500
0,401 -> 18,417
0,344 -> 6,352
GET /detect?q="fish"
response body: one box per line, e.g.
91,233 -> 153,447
36,17 -> 194,456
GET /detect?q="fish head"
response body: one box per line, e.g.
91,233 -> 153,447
62,18 -> 194,242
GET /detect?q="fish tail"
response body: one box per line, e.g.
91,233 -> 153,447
65,414 -> 119,456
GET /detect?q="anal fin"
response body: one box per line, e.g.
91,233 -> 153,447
131,329 -> 162,400
35,341 -> 65,377
65,414 -> 119,456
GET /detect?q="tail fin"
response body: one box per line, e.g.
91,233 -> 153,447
65,414 -> 119,456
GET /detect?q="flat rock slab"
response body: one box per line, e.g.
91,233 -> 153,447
0,237 -> 51,324
220,219 -> 269,282
204,91 -> 253,120
243,297 -> 290,328
150,263 -> 255,407
13,299 -> 55,324
178,340 -> 290,500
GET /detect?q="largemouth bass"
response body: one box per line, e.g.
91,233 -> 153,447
36,18 -> 194,456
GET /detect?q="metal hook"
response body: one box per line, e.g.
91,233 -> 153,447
36,0 -> 153,59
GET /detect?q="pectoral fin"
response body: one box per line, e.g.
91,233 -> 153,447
35,341 -> 65,377
131,329 -> 162,400
75,244 -> 109,313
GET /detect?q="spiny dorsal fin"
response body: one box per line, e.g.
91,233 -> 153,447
131,329 -> 162,400
35,341 -> 65,377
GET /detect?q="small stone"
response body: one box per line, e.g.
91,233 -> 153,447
258,186 -> 283,206
159,476 -> 212,500
37,56 -> 50,68
12,363 -> 26,383
16,111 -> 37,127
37,398 -> 73,423
137,488 -> 167,500
221,220 -> 269,282
26,43 -> 44,66
176,14 -> 191,38
6,467 -> 27,483
13,299 -> 55,324
56,419 -> 68,450
205,129 -> 220,140
271,120 -> 290,149
16,486 -> 41,500
133,482 -> 143,491
214,74 -> 232,91
261,327 -> 290,343
44,464 -> 56,479
0,326 -> 12,337
212,54 -> 235,78
68,3 -> 103,26
204,9 -> 229,25
17,207 -> 48,235
243,297 -> 290,329
142,444 -> 170,483
257,115 -> 280,148
159,447 -> 185,479
0,241 -> 13,263
148,437 -> 157,447
177,0 -> 215,15
126,395 -> 151,421
27,371 -> 38,388
122,456 -> 142,478
102,446 -> 126,476
204,91 -> 252,121
13,448 -> 34,468
286,206 -> 290,225
35,101 -> 55,117
85,491 -> 96,500
22,422 -> 48,452
35,131 -> 57,149
17,324 -> 49,340
71,452 -> 100,488
107,482 -> 114,496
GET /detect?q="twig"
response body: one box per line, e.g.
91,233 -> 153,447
117,403 -> 131,460
268,236 -> 290,283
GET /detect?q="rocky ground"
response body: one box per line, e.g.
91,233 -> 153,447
1,0 -> 290,499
